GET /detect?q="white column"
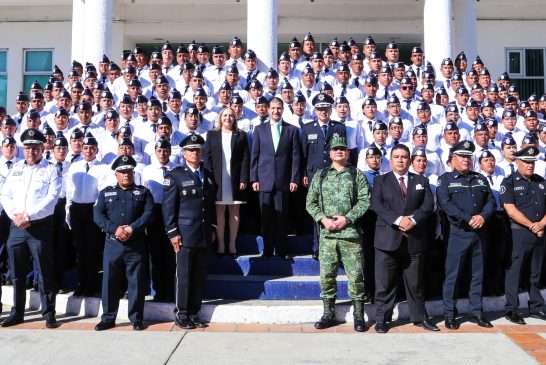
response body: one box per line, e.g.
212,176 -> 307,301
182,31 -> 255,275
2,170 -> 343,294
247,0 -> 278,72
423,0 -> 452,73
453,0 -> 478,65
71,0 -> 85,63
84,0 -> 112,65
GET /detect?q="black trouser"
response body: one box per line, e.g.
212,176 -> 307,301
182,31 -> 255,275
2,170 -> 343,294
505,229 -> 546,314
7,217 -> 56,317
53,198 -> 72,289
374,238 -> 426,323
484,211 -> 510,296
259,189 -> 289,257
101,238 -> 148,324
70,203 -> 104,295
175,245 -> 210,318
148,204 -> 175,301
361,210 -> 377,302
0,210 -> 11,279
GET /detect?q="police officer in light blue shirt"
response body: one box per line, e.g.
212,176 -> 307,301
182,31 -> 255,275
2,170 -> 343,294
0,128 -> 61,328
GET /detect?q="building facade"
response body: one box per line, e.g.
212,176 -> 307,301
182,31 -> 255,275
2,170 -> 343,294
0,0 -> 545,113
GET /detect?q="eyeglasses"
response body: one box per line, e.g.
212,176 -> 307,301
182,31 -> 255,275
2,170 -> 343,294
401,86 -> 414,91
331,147 -> 348,151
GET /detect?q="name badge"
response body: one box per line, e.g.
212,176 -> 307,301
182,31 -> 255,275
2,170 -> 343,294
182,180 -> 194,187
514,186 -> 525,191
308,134 -> 318,140
105,192 -> 117,197
12,171 -> 23,177
415,183 -> 424,190
133,190 -> 141,195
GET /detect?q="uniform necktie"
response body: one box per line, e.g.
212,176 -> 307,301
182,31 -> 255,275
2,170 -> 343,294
384,89 -> 389,100
316,74 -> 320,84
96,104 -> 101,112
71,154 -> 80,163
510,163 -> 515,175
321,124 -> 328,138
162,166 -> 167,178
341,84 -> 347,97
217,67 -> 223,75
6,160 -> 12,170
298,117 -> 304,128
373,171 -> 379,176
57,161 -> 63,173
488,175 -> 493,185
183,85 -> 189,95
354,78 -> 360,88
270,91 -> 276,97
367,121 -> 373,132
394,140 -> 399,146
416,68 -> 420,79
45,150 -> 51,160
111,132 -> 116,139
152,123 -> 157,133
164,67 -> 169,75
399,176 -> 407,200
405,99 -> 411,110
446,80 -> 451,89
288,104 -> 294,114
162,101 -> 168,112
490,140 -> 495,147
175,114 -> 180,121
85,162 -> 90,173
306,89 -> 311,99
381,146 -> 387,156
260,116 -> 267,124
81,125 -> 88,135
194,169 -> 202,186
272,123 -> 281,151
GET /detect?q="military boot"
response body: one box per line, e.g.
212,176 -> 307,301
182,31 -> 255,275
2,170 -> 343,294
314,299 -> 336,329
352,300 -> 367,332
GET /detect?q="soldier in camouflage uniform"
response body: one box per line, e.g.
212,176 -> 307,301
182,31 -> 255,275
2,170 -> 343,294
306,135 -> 371,332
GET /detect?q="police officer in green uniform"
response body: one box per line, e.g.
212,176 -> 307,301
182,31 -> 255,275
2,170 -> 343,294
500,146 -> 546,324
306,135 -> 371,332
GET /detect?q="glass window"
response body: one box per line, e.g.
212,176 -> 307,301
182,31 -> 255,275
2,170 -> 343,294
0,50 -> 6,107
508,51 -> 521,75
525,49 -> 544,77
23,49 -> 53,94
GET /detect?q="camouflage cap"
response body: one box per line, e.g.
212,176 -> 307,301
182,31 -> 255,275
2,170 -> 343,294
329,133 -> 348,149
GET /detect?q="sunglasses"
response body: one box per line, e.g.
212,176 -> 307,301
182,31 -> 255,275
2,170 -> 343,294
331,147 -> 348,151
401,86 -> 414,91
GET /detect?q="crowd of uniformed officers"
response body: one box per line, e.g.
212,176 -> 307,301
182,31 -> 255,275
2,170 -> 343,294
0,34 -> 545,332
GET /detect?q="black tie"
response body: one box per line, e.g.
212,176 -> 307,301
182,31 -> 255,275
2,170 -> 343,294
184,85 -> 189,95
405,100 -> 411,110
152,124 -> 157,133
260,116 -> 267,124
6,160 -> 12,170
394,140 -> 399,146
298,117 -> 304,128
85,162 -> 90,173
341,85 -> 347,97
488,175 -> 493,185
111,132 -> 116,139
368,121 -> 373,132
306,89 -> 311,99
96,104 -> 101,112
82,125 -> 88,135
57,161 -> 63,173
416,68 -> 420,79
162,166 -> 167,178
321,124 -> 328,137
288,104 -> 294,114
510,164 -> 515,175
354,78 -> 360,88
446,80 -> 451,89
45,151 -> 51,160
384,89 -> 389,100
162,101 -> 168,112
71,154 -> 80,162
194,170 -> 202,186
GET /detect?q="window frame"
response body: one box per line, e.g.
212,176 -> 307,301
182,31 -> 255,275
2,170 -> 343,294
0,49 -> 7,108
506,47 -> 546,99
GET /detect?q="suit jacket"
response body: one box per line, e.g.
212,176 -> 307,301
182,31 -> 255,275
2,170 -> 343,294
162,163 -> 217,248
203,129 -> 250,202
250,120 -> 301,192
301,120 -> 346,181
371,171 -> 434,253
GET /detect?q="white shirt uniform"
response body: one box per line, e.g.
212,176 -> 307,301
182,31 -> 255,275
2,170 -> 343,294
65,159 -> 108,205
0,158 -> 61,221
141,160 -> 179,204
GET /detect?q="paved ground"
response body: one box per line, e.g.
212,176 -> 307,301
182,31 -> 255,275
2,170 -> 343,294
0,308 -> 545,364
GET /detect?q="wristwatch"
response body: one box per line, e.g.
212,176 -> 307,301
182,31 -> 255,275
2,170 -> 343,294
24,214 -> 30,222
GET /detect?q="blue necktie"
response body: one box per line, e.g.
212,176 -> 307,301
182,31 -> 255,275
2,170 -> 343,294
321,124 -> 328,137
341,85 -> 347,97
162,166 -> 167,178
306,89 -> 311,99
152,124 -> 157,133
298,117 -> 304,128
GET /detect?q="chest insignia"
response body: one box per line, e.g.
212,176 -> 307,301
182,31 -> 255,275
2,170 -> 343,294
12,170 -> 23,177
539,184 -> 544,190
308,134 -> 318,140
104,192 -> 117,197
182,180 -> 194,187
133,190 -> 141,195
163,178 -> 171,186
192,189 -> 196,195
514,186 -> 525,191
182,190 -> 187,196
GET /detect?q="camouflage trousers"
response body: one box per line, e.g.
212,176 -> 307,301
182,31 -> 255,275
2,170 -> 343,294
319,237 -> 365,300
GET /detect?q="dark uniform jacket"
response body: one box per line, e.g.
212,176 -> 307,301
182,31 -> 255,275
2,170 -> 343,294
500,171 -> 546,229
371,172 -> 434,253
436,170 -> 496,232
203,129 -> 250,202
301,120 -> 346,180
93,184 -> 154,243
162,163 -> 217,247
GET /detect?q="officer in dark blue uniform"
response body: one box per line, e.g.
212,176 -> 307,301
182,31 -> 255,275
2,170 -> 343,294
436,140 -> 496,330
302,93 -> 346,259
93,155 -> 153,331
162,134 -> 217,329
500,146 -> 546,325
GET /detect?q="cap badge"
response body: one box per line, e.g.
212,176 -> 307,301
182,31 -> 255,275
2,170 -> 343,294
463,141 -> 470,149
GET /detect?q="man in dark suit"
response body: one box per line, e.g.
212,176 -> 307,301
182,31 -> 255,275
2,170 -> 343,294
302,93 -> 346,260
250,97 -> 301,259
371,144 -> 437,333
162,134 -> 217,330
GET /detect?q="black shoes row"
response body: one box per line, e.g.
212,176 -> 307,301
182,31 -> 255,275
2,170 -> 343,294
94,321 -> 146,331
0,312 -> 58,328
175,315 -> 209,330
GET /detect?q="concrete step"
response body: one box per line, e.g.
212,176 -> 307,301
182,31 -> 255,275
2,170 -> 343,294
208,254 -> 345,276
3,286 -> 545,324
204,275 -> 349,300
235,235 -> 314,255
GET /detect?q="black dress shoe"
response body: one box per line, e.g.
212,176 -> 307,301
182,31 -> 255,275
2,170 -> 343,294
413,320 -> 440,331
132,321 -> 146,331
4,277 -> 12,286
189,315 -> 208,328
0,313 -> 24,327
375,321 -> 388,333
260,253 -> 272,259
472,315 -> 493,328
95,321 -> 115,331
312,251 -> 319,261
45,313 -> 59,329
529,311 -> 546,321
228,251 -> 238,259
444,317 -> 459,330
175,316 -> 196,329
73,288 -> 85,297
57,288 -> 70,295
505,311 -> 526,325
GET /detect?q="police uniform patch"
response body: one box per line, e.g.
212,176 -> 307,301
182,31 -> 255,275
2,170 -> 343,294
105,192 -> 117,197
182,180 -> 194,187
13,170 -> 23,176
133,190 -> 141,195
163,178 -> 171,186
308,134 -> 318,140
540,184 -> 544,190
500,185 -> 506,194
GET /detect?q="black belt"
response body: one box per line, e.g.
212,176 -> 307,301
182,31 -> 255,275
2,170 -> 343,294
72,202 -> 95,206
30,216 -> 53,225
